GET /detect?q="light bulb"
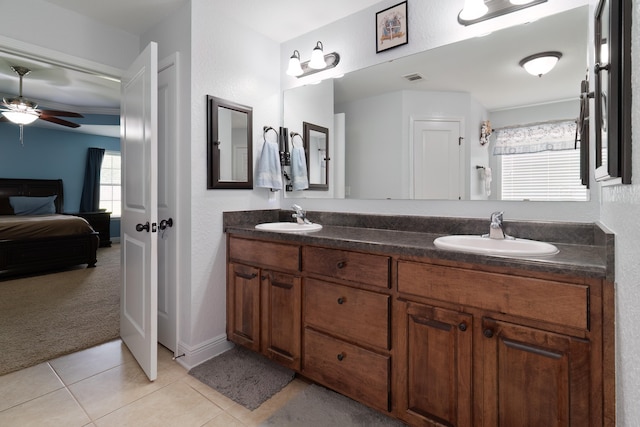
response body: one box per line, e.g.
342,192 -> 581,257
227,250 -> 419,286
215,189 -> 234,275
286,50 -> 303,77
309,42 -> 327,70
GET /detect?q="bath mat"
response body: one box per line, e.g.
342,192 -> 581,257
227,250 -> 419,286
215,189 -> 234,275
188,345 -> 295,410
259,384 -> 406,426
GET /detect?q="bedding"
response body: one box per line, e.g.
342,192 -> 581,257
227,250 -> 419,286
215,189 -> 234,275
0,214 -> 93,240
0,178 -> 99,277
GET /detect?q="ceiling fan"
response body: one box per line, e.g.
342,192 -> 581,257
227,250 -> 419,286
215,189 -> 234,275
0,66 -> 84,129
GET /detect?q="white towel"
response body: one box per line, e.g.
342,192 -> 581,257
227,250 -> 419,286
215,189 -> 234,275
484,167 -> 492,196
255,132 -> 282,191
291,139 -> 309,191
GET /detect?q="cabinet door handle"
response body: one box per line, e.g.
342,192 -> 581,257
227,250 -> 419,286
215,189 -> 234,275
336,261 -> 346,269
337,297 -> 345,305
458,322 -> 467,332
337,352 -> 345,361
236,272 -> 257,280
483,328 -> 494,338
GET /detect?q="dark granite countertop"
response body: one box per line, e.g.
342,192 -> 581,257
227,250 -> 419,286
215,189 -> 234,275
223,210 -> 614,281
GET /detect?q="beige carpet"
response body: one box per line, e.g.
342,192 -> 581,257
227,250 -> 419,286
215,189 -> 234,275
0,244 -> 121,376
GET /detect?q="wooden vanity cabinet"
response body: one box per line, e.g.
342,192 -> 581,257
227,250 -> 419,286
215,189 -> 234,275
227,236 -> 302,370
302,246 -> 392,413
396,259 -> 598,427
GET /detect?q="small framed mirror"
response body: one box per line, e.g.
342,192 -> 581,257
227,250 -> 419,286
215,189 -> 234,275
207,95 -> 253,189
303,121 -> 329,191
594,0 -> 631,183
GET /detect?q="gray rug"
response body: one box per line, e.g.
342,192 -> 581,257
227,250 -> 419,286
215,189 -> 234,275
188,345 -> 295,410
260,384 -> 406,426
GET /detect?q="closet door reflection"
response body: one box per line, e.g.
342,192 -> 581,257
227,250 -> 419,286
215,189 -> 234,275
304,122 -> 329,191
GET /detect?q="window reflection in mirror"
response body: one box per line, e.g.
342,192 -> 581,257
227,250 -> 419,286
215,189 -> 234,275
207,95 -> 253,189
304,122 -> 329,191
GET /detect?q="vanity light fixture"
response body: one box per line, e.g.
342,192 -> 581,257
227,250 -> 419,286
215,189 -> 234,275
459,0 -> 488,21
286,41 -> 340,78
519,51 -> 562,77
458,0 -> 547,26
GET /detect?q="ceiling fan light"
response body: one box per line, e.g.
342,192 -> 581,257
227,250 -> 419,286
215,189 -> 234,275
2,110 -> 39,125
286,50 -> 303,76
519,51 -> 562,77
309,41 -> 327,70
459,0 -> 488,21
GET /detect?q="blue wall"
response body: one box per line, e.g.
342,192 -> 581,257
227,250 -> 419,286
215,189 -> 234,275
0,119 -> 121,238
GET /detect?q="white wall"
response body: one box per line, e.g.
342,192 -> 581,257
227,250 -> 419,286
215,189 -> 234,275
0,0 -> 139,70
599,1 -> 640,424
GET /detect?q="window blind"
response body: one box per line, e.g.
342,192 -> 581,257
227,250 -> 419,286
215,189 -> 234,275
501,149 -> 588,201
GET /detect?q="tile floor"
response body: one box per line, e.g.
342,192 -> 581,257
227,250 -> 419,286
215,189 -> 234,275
0,339 -> 310,426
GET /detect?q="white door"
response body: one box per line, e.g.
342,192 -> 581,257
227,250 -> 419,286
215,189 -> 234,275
412,119 -> 462,200
157,55 -> 179,354
120,42 -> 159,381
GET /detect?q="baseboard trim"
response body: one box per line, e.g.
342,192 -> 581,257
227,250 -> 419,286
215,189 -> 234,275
174,334 -> 233,371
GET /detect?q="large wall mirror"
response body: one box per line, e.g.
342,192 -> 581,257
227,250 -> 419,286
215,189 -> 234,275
207,95 -> 253,189
283,5 -> 589,201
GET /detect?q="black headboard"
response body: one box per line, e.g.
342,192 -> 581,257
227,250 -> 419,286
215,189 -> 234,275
0,178 -> 65,213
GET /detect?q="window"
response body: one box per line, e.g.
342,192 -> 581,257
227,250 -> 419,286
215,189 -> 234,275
500,149 -> 588,201
99,151 -> 121,217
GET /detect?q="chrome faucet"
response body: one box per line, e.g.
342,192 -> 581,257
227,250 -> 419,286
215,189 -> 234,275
291,204 -> 311,224
487,211 -> 511,240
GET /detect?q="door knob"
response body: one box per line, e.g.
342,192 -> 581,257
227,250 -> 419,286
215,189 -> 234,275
159,218 -> 173,230
136,222 -> 150,232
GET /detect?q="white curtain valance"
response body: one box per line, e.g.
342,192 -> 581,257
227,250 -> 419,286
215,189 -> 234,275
493,120 -> 577,155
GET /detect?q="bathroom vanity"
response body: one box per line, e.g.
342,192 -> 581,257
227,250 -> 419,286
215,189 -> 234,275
224,210 -> 615,427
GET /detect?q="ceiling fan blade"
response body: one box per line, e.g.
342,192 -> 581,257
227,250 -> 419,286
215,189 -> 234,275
39,109 -> 84,118
38,115 -> 81,128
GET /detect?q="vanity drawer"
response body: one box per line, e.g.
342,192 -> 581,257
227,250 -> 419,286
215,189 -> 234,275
397,261 -> 589,331
303,328 -> 390,412
229,237 -> 300,271
303,246 -> 390,289
304,278 -> 390,350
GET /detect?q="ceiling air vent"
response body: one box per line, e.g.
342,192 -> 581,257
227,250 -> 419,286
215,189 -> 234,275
402,72 -> 425,82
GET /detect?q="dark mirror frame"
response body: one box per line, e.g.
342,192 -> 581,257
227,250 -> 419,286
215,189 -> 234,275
594,0 -> 632,183
303,121 -> 330,191
206,95 -> 253,189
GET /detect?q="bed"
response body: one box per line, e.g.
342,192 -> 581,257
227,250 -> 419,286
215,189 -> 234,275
0,178 -> 99,277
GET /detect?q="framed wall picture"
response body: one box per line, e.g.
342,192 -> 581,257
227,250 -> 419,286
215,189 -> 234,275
376,1 -> 408,53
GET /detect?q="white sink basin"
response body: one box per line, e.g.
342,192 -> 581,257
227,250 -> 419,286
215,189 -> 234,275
255,222 -> 323,233
433,235 -> 558,256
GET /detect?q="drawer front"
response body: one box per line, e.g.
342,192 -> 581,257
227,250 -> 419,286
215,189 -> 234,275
304,278 -> 390,350
303,328 -> 390,412
397,261 -> 589,331
229,236 -> 300,271
304,246 -> 390,289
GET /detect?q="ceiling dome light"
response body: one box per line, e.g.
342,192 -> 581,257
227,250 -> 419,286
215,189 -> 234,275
286,50 -> 303,77
519,51 -> 562,77
459,0 -> 488,21
309,41 -> 327,70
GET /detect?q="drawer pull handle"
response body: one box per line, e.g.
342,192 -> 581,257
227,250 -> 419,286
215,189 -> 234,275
337,297 -> 345,305
336,261 -> 346,269
236,272 -> 257,280
483,328 -> 494,339
337,353 -> 345,361
458,322 -> 467,332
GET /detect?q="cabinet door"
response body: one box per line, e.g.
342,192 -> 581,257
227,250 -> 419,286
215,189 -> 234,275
396,301 -> 473,427
481,318 -> 590,427
261,270 -> 301,370
227,263 -> 261,351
